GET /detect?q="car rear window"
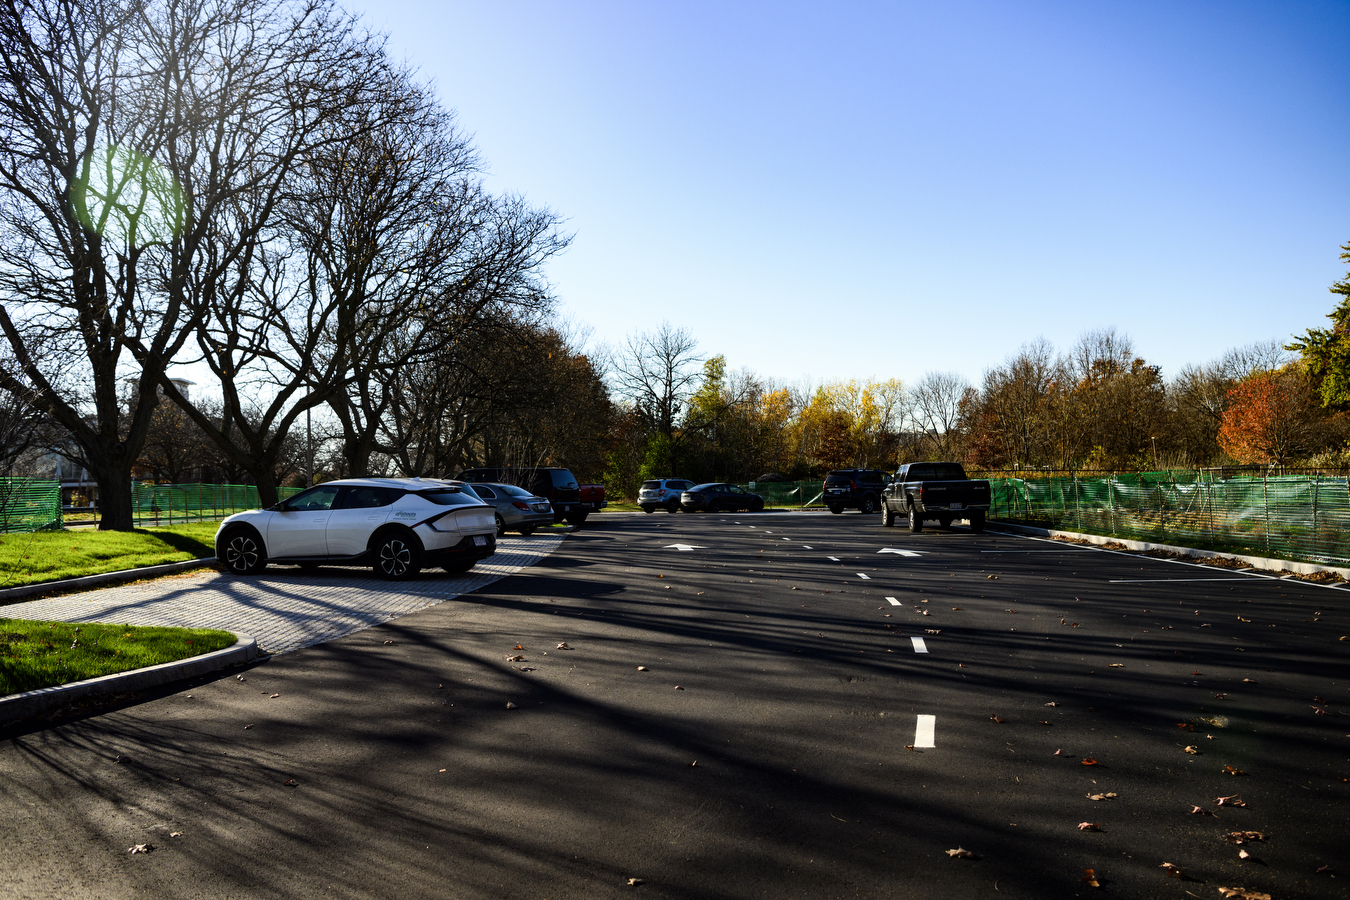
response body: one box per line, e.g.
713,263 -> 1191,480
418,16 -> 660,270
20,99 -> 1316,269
640,481 -> 660,490
824,473 -> 853,484
908,464 -> 967,481
550,469 -> 578,489
413,489 -> 483,506
497,484 -> 534,498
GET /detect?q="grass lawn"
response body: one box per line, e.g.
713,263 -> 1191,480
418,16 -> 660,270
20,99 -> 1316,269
0,522 -> 218,593
0,618 -> 237,695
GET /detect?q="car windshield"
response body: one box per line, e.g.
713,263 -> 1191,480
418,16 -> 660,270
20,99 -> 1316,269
414,488 -> 483,506
285,485 -> 340,511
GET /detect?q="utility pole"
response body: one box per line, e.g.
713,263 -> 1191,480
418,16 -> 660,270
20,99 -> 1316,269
306,407 -> 314,487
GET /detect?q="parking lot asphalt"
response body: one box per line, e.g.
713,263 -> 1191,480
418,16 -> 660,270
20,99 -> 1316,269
0,511 -> 1345,900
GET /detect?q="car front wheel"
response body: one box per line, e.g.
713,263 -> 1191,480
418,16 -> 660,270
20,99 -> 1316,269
667,500 -> 680,513
221,527 -> 267,575
373,531 -> 422,580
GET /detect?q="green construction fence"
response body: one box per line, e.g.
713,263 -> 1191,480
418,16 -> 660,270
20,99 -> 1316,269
0,479 -> 62,533
132,483 -> 304,526
987,472 -> 1350,567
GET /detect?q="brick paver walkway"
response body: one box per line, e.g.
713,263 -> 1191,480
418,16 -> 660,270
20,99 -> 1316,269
1,533 -> 565,655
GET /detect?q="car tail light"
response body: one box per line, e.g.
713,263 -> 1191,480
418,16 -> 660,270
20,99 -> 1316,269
512,502 -> 530,511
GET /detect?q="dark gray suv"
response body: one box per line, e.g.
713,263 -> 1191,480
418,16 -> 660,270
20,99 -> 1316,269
822,468 -> 888,514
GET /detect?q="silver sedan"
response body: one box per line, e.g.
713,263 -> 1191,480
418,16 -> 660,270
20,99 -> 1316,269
463,482 -> 554,536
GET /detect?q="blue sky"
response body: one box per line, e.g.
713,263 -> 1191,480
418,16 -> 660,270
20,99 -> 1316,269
344,0 -> 1350,389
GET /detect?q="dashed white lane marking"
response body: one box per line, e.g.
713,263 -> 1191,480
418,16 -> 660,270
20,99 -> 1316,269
914,715 -> 936,748
911,636 -> 928,653
878,548 -> 923,557
782,537 -> 791,541
802,545 -> 813,550
857,573 -> 870,580
886,597 -> 901,606
763,531 -> 773,534
828,556 -> 840,561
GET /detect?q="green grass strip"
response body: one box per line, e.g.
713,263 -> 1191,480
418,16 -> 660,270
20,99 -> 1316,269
0,523 -> 218,592
0,619 -> 237,695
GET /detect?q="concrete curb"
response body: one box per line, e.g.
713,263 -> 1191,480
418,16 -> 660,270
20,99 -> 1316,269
988,522 -> 1350,582
0,557 -> 218,604
0,630 -> 258,726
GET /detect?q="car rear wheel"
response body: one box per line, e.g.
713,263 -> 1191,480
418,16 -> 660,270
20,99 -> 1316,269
881,502 -> 894,527
221,526 -> 267,575
828,505 -> 843,514
643,506 -> 655,514
667,499 -> 680,513
517,525 -> 537,536
860,495 -> 877,514
494,513 -> 507,537
373,531 -> 422,580
907,505 -> 923,533
443,559 -> 475,574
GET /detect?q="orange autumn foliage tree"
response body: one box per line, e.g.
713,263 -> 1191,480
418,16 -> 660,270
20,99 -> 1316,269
1217,367 -> 1322,465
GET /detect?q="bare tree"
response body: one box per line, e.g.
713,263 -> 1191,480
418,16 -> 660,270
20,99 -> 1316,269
909,371 -> 971,460
0,0 -> 383,526
609,322 -> 702,471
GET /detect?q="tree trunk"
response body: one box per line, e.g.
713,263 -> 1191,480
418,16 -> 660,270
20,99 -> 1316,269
96,471 -> 136,532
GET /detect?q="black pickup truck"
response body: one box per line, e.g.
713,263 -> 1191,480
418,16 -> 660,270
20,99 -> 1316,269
880,462 -> 991,533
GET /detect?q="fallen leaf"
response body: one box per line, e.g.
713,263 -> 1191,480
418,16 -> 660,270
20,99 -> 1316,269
505,654 -> 525,661
1185,745 -> 1200,754
1224,765 -> 1247,776
556,642 -> 571,650
1081,758 -> 1099,766
1108,663 -> 1124,668
1054,749 -> 1064,756
243,724 -> 253,730
1238,849 -> 1250,859
1081,868 -> 1100,887
1216,795 -> 1247,807
626,877 -> 644,886
169,832 -> 182,838
1216,888 -> 1271,900
269,693 -> 280,699
383,640 -> 395,645
1317,865 -> 1336,874
282,778 -> 299,787
127,843 -> 153,854
1045,702 -> 1058,707
1158,862 -> 1183,879
1039,720 -> 1052,726
990,715 -> 1004,724
986,575 -> 997,579
514,644 -> 524,650
1242,678 -> 1256,683
1086,792 -> 1117,801
1078,822 -> 1101,831
946,847 -> 975,858
1190,805 -> 1212,816
636,666 -> 648,671
673,685 -> 684,690
505,702 -> 517,709
925,629 -> 941,634
1225,831 -> 1266,844
952,607 -> 962,610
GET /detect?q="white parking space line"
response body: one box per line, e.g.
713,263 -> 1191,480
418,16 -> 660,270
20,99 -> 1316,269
886,597 -> 901,605
911,636 -> 928,653
782,537 -> 791,541
1108,578 -> 1261,584
857,573 -> 870,579
763,531 -> 773,534
802,545 -> 813,550
828,556 -> 840,561
914,714 -> 936,748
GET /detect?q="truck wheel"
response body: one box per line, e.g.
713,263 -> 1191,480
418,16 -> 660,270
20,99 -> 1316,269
828,505 -> 843,515
907,505 -> 923,533
881,503 -> 894,527
969,510 -> 985,533
860,495 -> 877,514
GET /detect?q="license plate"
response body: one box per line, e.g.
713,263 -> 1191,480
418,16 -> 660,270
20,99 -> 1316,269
950,502 -> 963,510
473,535 -> 486,546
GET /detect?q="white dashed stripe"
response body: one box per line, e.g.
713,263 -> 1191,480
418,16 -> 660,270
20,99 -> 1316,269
914,714 -> 936,748
857,573 -> 870,580
886,597 -> 901,606
911,636 -> 928,653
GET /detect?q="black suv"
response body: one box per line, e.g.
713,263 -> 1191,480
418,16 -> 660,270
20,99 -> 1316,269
457,467 -> 581,524
822,468 -> 888,514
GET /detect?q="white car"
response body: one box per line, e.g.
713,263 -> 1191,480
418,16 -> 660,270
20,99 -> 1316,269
214,478 -> 497,580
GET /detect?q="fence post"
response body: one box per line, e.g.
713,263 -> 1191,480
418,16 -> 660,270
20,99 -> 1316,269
1311,477 -> 1319,551
1109,473 -> 1116,535
1263,472 -> 1270,554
